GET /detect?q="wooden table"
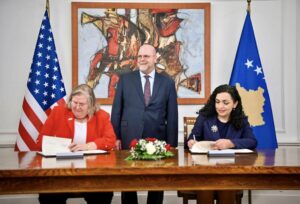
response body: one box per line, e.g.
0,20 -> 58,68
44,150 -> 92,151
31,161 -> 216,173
0,147 -> 300,195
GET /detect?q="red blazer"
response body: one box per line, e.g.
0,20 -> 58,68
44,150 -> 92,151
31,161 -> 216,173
36,106 -> 116,151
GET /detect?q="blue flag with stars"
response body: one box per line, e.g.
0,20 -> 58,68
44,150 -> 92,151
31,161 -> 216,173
229,11 -> 278,149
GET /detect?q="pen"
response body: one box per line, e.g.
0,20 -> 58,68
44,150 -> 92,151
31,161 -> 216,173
193,134 -> 197,141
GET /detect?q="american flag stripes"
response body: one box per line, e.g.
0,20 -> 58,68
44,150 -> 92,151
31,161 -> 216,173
15,10 -> 66,151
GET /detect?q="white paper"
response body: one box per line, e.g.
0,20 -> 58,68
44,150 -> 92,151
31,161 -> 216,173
42,136 -> 72,155
189,141 -> 253,154
39,136 -> 108,157
208,149 -> 253,154
81,149 -> 107,154
232,149 -> 253,153
189,141 -> 215,153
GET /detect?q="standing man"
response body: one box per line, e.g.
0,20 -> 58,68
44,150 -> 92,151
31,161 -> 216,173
111,44 -> 178,204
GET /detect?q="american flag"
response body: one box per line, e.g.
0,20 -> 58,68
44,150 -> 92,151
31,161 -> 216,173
15,10 -> 66,151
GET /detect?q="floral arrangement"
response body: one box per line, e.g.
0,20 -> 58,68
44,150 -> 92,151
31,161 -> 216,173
125,138 -> 174,160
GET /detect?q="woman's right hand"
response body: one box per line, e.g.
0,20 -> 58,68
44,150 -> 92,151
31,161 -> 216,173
69,142 -> 96,151
187,139 -> 197,149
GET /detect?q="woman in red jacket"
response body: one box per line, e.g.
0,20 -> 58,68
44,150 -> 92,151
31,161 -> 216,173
37,84 -> 116,204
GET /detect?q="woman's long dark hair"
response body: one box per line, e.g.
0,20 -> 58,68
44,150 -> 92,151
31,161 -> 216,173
200,84 -> 246,130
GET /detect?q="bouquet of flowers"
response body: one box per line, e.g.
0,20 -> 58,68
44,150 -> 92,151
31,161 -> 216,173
125,138 -> 174,160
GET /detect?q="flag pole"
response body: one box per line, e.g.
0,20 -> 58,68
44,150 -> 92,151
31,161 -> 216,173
247,0 -> 251,13
246,4 -> 253,203
46,0 -> 50,18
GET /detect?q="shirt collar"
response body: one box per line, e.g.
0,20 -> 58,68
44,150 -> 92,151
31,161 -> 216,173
140,69 -> 155,79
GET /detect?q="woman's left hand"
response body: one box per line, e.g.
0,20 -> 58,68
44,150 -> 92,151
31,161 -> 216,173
69,142 -> 97,151
212,139 -> 234,150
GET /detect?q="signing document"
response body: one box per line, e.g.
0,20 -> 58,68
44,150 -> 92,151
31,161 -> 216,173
38,136 -> 106,157
189,141 -> 253,156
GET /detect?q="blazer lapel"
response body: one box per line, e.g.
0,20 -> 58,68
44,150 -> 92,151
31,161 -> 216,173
133,71 -> 145,105
86,115 -> 96,140
66,111 -> 75,138
149,72 -> 161,104
226,124 -> 236,139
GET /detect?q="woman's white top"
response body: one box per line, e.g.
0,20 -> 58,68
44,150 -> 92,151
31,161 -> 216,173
73,120 -> 87,144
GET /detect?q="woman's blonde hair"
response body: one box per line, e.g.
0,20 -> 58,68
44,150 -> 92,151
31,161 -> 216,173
67,84 -> 99,119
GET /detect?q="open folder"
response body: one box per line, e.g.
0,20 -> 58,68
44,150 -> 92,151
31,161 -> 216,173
189,141 -> 253,156
38,136 -> 107,158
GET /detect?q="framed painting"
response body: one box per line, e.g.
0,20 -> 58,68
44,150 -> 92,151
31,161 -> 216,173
72,2 -> 211,105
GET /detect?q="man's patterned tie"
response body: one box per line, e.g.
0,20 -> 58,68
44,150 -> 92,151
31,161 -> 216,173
144,75 -> 151,106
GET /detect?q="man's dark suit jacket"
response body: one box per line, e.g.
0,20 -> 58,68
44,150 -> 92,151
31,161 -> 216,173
111,70 -> 178,149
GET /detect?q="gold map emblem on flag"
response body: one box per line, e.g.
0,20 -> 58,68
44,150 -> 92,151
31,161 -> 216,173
235,83 -> 265,127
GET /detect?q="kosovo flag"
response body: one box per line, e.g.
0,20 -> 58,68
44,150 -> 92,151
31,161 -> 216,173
229,11 -> 278,149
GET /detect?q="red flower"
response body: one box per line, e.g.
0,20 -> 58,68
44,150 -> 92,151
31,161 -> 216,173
145,137 -> 157,142
129,139 -> 138,148
165,144 -> 171,151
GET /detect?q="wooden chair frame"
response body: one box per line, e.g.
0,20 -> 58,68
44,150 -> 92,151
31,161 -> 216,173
183,117 -> 197,148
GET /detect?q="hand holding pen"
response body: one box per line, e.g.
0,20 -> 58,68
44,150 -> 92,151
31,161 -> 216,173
187,134 -> 197,149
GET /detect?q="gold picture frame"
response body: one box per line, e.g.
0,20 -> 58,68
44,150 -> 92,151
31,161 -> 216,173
72,2 -> 211,105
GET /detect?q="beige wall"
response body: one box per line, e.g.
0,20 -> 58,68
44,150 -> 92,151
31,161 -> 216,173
0,0 -> 299,202
0,0 -> 299,145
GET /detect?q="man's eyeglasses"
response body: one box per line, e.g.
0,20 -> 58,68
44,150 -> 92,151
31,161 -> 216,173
137,55 -> 154,59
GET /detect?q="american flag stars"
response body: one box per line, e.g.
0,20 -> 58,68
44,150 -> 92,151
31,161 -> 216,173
27,11 -> 66,111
